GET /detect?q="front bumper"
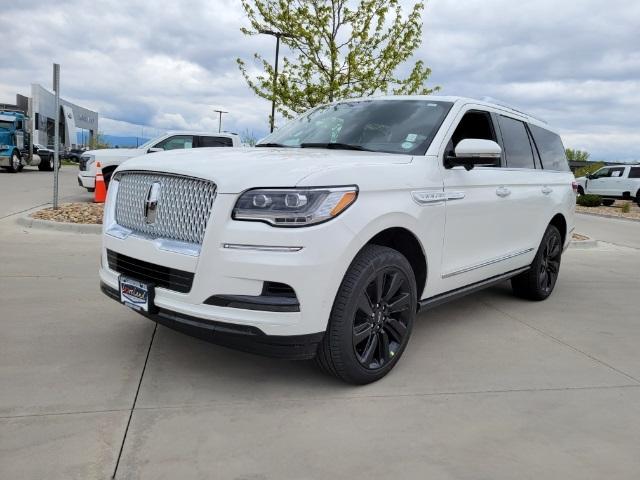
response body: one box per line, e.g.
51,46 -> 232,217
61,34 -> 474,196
0,154 -> 11,167
101,282 -> 324,359
100,185 -> 364,339
78,172 -> 95,189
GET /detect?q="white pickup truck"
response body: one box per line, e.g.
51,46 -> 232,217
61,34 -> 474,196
78,131 -> 241,191
575,164 -> 640,206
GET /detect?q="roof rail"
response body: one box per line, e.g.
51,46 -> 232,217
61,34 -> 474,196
478,96 -> 548,124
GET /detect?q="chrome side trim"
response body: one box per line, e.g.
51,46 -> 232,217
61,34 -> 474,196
445,191 -> 466,201
223,244 -> 303,252
411,190 -> 465,205
442,247 -> 535,278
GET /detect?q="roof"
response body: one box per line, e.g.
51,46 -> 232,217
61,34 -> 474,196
165,131 -> 239,138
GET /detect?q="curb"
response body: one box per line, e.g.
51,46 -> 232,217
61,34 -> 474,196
569,238 -> 598,249
16,214 -> 102,234
576,211 -> 640,223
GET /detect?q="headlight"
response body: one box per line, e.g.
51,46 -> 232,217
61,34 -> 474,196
233,186 -> 358,227
0,144 -> 10,150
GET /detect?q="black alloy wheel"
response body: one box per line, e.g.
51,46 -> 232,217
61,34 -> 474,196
538,229 -> 562,296
352,268 -> 412,370
512,224 -> 563,301
316,244 -> 416,384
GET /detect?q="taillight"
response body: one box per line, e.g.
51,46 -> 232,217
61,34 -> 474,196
571,181 -> 578,193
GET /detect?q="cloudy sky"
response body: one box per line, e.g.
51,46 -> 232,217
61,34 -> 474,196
1,0 -> 639,160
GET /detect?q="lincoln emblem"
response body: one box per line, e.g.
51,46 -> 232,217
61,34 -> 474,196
144,182 -> 161,224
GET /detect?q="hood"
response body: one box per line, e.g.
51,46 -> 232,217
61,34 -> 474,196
117,147 -> 413,193
86,147 -> 146,159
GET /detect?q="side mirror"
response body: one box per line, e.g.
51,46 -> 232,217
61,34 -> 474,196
445,139 -> 502,171
147,147 -> 163,153
587,174 -> 594,180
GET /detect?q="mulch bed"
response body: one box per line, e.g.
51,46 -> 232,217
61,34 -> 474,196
32,203 -> 104,224
576,200 -> 640,220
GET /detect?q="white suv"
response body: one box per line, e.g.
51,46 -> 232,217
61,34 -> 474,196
78,131 -> 240,191
100,96 -> 576,384
575,165 -> 640,205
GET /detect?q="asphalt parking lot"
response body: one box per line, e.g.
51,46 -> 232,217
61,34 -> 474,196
1,167 -> 640,479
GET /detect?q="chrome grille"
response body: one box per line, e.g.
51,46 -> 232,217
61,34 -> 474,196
114,172 -> 216,245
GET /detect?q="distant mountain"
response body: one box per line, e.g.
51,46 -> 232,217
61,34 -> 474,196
76,132 -> 150,148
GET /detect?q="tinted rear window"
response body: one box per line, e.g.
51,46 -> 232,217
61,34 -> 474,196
529,125 -> 569,171
498,116 -> 535,169
629,167 -> 640,178
200,136 -> 233,147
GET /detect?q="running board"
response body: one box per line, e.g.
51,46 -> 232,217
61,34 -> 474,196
418,266 -> 530,312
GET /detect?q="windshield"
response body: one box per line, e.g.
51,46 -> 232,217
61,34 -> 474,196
138,135 -> 164,150
0,121 -> 13,130
258,99 -> 453,155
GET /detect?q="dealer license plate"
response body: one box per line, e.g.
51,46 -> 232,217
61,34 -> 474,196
119,276 -> 153,312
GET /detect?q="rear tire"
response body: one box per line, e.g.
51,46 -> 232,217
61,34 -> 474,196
315,245 -> 417,384
38,156 -> 54,171
512,224 -> 563,301
601,199 -> 615,206
577,186 -> 585,196
636,190 -> 640,207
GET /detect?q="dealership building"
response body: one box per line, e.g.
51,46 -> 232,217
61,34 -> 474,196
1,84 -> 98,148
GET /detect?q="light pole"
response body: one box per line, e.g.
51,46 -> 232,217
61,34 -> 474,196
213,109 -> 227,133
52,63 -> 60,210
259,30 -> 293,133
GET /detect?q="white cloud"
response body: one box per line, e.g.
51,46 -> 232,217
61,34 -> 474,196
0,0 -> 638,160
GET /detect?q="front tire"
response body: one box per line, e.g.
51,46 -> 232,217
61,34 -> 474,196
316,245 -> 417,384
512,224 -> 563,301
7,151 -> 21,173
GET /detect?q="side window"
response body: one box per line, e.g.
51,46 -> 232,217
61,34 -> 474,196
446,110 -> 499,167
497,116 -> 535,169
199,136 -> 233,147
609,167 -> 625,178
528,125 -> 569,171
155,135 -> 194,151
629,167 -> 640,179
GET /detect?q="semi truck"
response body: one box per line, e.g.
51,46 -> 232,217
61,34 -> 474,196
0,110 -> 55,172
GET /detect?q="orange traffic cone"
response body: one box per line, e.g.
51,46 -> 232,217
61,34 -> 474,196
94,162 -> 107,203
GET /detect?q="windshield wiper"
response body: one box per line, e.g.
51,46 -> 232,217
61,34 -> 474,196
300,142 -> 369,151
256,142 -> 291,147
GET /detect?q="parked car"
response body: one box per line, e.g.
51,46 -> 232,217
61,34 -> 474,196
78,131 -> 241,192
575,165 -> 640,206
64,148 -> 87,163
99,96 -> 575,384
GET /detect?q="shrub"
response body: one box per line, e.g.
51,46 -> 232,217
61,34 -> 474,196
576,194 -> 602,207
621,202 -> 631,213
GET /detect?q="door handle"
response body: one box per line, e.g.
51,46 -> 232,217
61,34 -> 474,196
496,186 -> 511,197
541,186 -> 553,195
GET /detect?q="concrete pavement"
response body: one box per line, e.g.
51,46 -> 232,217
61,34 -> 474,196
1,171 -> 639,479
0,166 -> 89,219
576,213 -> 640,249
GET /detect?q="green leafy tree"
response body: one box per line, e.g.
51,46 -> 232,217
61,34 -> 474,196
237,0 -> 438,123
565,148 -> 590,163
575,162 -> 604,178
89,131 -> 110,149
